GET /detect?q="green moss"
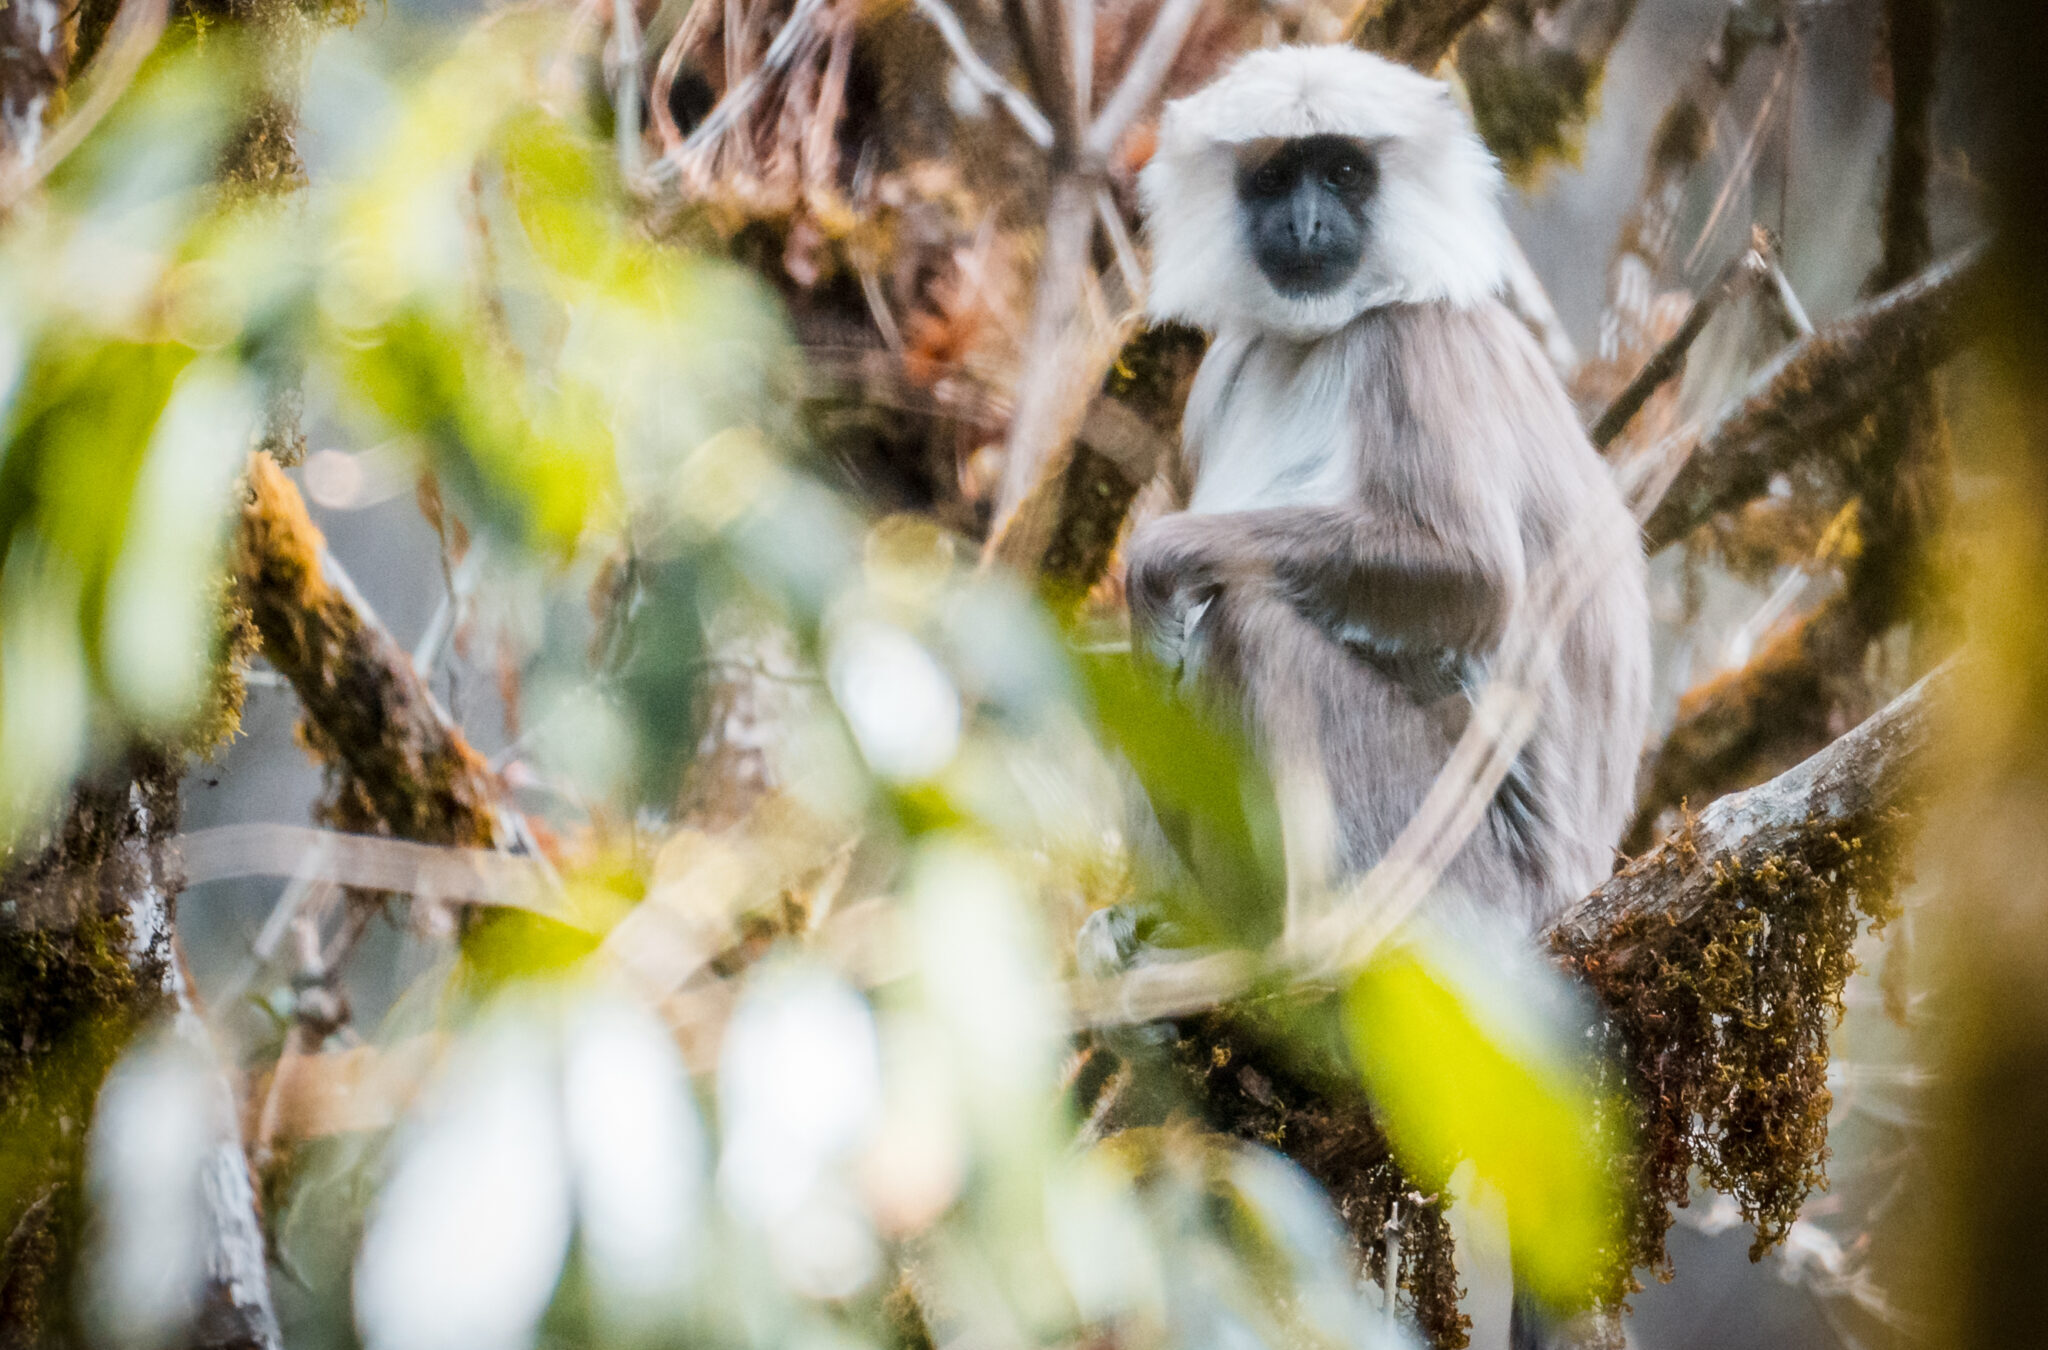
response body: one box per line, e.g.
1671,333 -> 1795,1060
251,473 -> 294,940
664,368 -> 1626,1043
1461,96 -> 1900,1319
0,768 -> 176,1345
1102,323 -> 1208,419
1460,27 -> 1608,186
1557,811 -> 1909,1306
1038,446 -> 1143,612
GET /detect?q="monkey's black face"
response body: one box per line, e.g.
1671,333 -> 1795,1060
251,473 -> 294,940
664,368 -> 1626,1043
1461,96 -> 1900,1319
1235,135 -> 1378,298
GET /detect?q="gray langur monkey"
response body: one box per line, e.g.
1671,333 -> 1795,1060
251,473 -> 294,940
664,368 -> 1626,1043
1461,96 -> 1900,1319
1120,44 -> 1652,939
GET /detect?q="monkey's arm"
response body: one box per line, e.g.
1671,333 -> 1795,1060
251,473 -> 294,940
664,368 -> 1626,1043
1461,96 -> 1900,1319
1124,504 -> 1526,669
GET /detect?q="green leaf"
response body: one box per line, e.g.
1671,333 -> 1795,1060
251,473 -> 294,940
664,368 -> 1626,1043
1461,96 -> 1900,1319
1341,932 -> 1620,1307
1078,652 -> 1285,948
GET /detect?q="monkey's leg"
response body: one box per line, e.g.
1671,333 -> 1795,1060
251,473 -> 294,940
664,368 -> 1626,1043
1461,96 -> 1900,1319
1194,582 -> 1461,899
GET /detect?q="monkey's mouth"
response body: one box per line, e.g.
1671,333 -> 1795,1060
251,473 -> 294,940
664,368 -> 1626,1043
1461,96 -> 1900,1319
1255,247 -> 1360,298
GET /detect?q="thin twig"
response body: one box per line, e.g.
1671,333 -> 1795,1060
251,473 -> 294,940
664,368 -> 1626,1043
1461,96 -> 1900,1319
650,0 -> 719,154
1095,185 -> 1146,305
412,549 -> 483,676
176,823 -> 575,923
910,0 -> 1056,148
1764,253 -> 1814,335
1084,0 -> 1202,160
1681,47 -> 1792,275
682,0 -> 830,158
1591,243 -> 1770,451
613,0 -> 646,177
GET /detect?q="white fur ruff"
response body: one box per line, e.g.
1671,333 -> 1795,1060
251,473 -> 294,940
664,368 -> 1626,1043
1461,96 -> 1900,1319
1139,45 -> 1516,338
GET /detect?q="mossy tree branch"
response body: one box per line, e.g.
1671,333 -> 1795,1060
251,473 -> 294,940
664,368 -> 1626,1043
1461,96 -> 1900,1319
1553,663 -> 1941,1285
1560,662 -> 1939,962
1641,247 -> 1984,554
1343,0 -> 1494,69
232,452 -> 502,849
1,761 -> 283,1350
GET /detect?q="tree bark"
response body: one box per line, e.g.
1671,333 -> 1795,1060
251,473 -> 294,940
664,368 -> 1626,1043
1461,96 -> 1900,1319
1,762 -> 282,1350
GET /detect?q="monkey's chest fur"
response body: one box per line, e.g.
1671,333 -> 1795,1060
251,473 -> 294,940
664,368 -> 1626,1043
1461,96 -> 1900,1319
1153,300 -> 1651,932
1184,330 -> 1361,515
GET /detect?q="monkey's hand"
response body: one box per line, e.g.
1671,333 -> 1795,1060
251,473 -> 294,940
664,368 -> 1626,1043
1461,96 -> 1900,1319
1124,513 -> 1234,672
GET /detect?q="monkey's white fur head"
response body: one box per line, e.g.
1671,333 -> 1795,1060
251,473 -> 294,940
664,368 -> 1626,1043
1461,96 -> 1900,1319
1139,45 -> 1516,338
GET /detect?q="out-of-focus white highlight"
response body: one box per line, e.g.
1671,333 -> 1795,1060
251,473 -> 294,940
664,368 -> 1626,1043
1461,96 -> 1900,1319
1045,1154 -> 1165,1325
355,1016 -> 572,1350
82,1039 -> 214,1350
860,1019 -> 967,1237
767,1192 -> 881,1301
530,680 -> 633,801
718,965 -> 884,1297
0,561 -> 89,823
827,621 -> 961,782
562,996 -> 706,1320
910,843 -> 1061,1123
718,966 -> 882,1223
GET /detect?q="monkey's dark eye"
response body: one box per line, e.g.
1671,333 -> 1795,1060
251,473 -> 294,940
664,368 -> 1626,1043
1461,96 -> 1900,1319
1251,161 -> 1289,195
1324,157 -> 1365,190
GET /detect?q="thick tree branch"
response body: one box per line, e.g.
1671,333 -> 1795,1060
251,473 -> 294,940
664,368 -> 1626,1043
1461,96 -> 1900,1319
232,453 -> 502,848
1641,247 -> 1985,553
1552,665 -> 1941,1284
1,764 -> 283,1350
1560,662 -> 1940,952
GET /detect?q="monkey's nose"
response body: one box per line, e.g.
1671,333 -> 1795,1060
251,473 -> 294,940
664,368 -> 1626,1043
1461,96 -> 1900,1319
1288,196 -> 1330,247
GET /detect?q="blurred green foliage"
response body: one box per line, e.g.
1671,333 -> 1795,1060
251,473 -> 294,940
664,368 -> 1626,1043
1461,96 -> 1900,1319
1344,931 -> 1620,1308
0,15 -> 790,834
